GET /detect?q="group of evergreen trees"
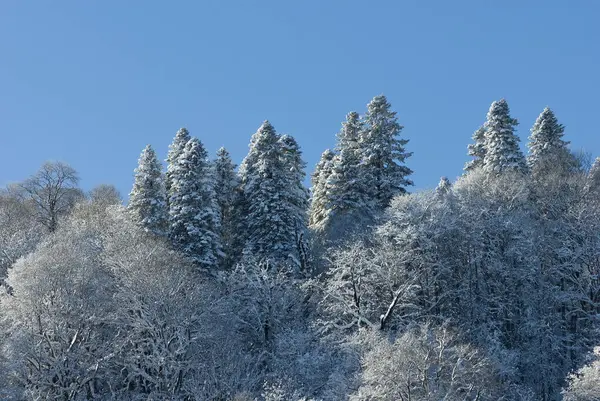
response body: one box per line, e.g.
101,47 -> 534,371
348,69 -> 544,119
2,94 -> 600,400
127,122 -> 311,270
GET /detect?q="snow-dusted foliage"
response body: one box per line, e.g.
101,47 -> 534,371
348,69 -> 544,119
127,144 -> 168,236
586,157 -> 600,194
435,176 -> 452,197
0,189 -> 44,280
482,99 -> 527,174
464,126 -> 486,172
238,121 -> 308,266
562,347 -> 600,401
308,149 -> 335,229
360,95 -> 413,208
528,107 -> 575,174
168,137 -> 222,268
89,184 -> 121,206
351,324 -> 504,401
4,95 -> 600,401
214,147 -> 239,266
165,127 -> 191,198
324,112 -> 375,238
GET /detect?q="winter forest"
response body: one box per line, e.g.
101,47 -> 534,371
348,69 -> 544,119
1,94 -> 600,401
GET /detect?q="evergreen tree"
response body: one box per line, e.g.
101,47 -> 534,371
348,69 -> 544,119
528,107 -> 574,173
214,147 -> 239,265
278,134 -> 310,269
308,149 -> 335,229
326,112 -> 373,227
464,126 -> 486,172
238,121 -> 301,264
168,138 -> 222,267
482,99 -> 527,174
435,176 -> 452,197
127,145 -> 168,236
165,127 -> 191,199
361,95 -> 413,209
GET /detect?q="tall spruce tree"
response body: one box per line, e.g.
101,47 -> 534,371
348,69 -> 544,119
527,107 -> 574,173
361,95 -> 413,209
214,147 -> 238,265
168,138 -> 222,268
482,99 -> 527,174
278,134 -> 310,269
127,145 -> 168,236
238,121 -> 303,264
165,127 -> 191,199
327,112 -> 372,219
308,149 -> 335,229
464,126 -> 486,172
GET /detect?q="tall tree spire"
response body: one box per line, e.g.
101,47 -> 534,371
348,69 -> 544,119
527,107 -> 574,173
361,95 -> 413,209
482,99 -> 527,174
165,127 -> 191,199
168,138 -> 222,267
128,145 -> 168,236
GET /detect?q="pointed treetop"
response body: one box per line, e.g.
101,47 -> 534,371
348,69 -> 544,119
527,107 -> 570,171
435,176 -> 452,197
464,126 -> 486,172
482,99 -> 527,174
128,144 -> 168,236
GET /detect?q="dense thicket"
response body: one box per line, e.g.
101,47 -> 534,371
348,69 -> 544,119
1,96 -> 599,400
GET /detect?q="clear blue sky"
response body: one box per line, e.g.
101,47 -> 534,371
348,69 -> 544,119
1,1 -> 599,196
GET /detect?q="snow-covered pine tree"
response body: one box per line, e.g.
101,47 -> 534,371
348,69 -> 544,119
464,126 -> 486,172
278,134 -> 310,270
360,95 -> 413,210
527,107 -> 574,174
435,176 -> 452,197
326,112 -> 374,228
238,121 -> 300,264
482,99 -> 527,174
214,147 -> 238,265
165,127 -> 191,199
308,149 -> 335,229
127,145 -> 168,236
168,138 -> 222,268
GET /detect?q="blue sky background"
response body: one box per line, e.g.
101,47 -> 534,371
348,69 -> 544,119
1,1 -> 599,197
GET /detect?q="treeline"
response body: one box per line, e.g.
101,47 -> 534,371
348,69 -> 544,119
0,95 -> 599,400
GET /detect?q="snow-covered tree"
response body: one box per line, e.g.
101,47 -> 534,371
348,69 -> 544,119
89,184 -> 121,207
360,95 -> 413,209
528,107 -> 574,174
325,112 -> 374,234
482,99 -> 527,174
165,127 -> 191,199
464,126 -> 486,172
435,176 -> 452,197
238,121 -> 305,265
214,147 -> 239,264
586,157 -> 600,194
278,134 -> 310,270
169,138 -> 222,268
562,347 -> 600,401
352,324 -> 504,401
127,145 -> 168,236
308,149 -> 335,229
17,161 -> 83,232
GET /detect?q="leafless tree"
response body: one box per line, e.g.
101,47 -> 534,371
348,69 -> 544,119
17,161 -> 83,232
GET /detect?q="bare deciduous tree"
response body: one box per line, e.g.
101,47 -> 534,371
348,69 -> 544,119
18,161 -> 82,232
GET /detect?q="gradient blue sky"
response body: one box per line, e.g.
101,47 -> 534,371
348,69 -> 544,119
1,1 -> 599,196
